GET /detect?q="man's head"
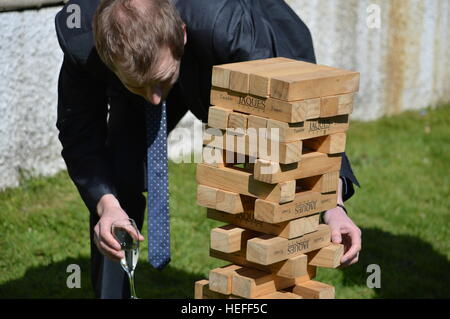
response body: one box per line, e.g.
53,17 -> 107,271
93,0 -> 186,105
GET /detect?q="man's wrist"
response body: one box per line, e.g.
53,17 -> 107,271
96,194 -> 121,217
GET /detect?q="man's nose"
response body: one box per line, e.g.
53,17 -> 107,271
148,85 -> 162,105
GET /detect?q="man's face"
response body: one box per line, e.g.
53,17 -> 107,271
116,46 -> 181,105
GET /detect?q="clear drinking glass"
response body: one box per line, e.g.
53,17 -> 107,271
111,218 -> 140,299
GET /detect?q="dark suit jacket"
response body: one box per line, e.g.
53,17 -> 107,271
55,0 -> 359,212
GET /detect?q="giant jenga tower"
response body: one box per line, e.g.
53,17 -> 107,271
194,57 -> 359,299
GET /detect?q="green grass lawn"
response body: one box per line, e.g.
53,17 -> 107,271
0,104 -> 449,299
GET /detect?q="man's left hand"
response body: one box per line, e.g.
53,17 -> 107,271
323,206 -> 362,267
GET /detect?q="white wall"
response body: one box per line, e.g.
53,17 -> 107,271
0,7 -> 66,189
0,1 -> 449,190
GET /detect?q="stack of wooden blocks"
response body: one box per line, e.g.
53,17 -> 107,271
194,57 -> 359,299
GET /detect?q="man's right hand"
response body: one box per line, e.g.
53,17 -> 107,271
94,194 -> 144,262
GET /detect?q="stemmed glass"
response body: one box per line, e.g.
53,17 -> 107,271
111,218 -> 140,299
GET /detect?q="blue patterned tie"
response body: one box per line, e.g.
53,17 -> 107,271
146,101 -> 170,270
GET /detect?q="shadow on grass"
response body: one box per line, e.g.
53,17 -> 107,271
0,257 -> 204,299
340,227 -> 450,298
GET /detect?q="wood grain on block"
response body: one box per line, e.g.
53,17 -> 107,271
196,184 -> 217,209
208,106 -> 232,129
201,145 -> 227,168
270,68 -> 360,101
253,153 -> 341,184
319,171 -> 340,193
207,208 -> 319,239
209,264 -> 242,295
256,291 -> 303,299
246,224 -> 331,265
320,93 -> 354,117
231,265 -> 316,299
228,112 -> 249,129
210,249 -> 314,279
249,60 -> 324,97
210,225 -> 259,253
196,163 -> 296,203
229,58 -> 296,93
307,243 -> 344,268
303,133 -> 347,154
212,57 -> 293,90
255,191 -> 337,224
194,279 -> 242,299
221,129 -> 302,164
197,184 -> 253,214
210,87 -> 320,123
266,115 -> 349,143
293,280 -> 335,299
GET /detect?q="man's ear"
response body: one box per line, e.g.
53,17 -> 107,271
182,24 -> 187,45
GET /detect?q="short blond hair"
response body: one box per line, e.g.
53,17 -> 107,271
93,0 -> 185,85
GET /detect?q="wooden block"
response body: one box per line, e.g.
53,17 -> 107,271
270,68 -> 360,101
210,249 -> 314,279
208,106 -> 232,129
229,58 -> 297,93
221,129 -> 303,164
253,154 -> 342,184
212,57 -> 294,90
198,184 -> 250,214
318,171 -> 340,193
303,133 -> 347,154
293,280 -> 335,299
209,264 -> 242,294
246,224 -> 331,265
196,184 -> 218,209
256,291 -> 303,299
228,112 -> 248,129
210,225 -> 259,253
249,61 -> 323,97
266,115 -> 349,143
320,93 -> 354,117
194,279 -> 242,299
196,163 -> 296,203
307,243 -> 344,268
231,265 -> 316,299
255,191 -> 337,223
207,208 -> 319,239
210,87 -> 321,123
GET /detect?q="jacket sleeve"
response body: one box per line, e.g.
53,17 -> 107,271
56,56 -> 117,211
212,0 -> 360,202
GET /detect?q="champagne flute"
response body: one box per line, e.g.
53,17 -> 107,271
111,218 -> 140,299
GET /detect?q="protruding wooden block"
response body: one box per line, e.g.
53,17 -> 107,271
231,265 -> 316,299
210,248 -> 314,279
196,164 -> 296,203
293,280 -> 335,299
303,133 -> 347,154
246,224 -> 331,265
307,243 -> 344,268
194,279 -> 242,299
208,264 -> 242,294
210,225 -> 258,253
208,106 -> 232,129
207,209 -> 319,239
255,191 -> 337,223
253,154 -> 341,184
266,115 -> 350,143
